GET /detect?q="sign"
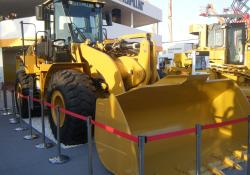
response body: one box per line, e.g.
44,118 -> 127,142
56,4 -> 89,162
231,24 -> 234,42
119,0 -> 144,11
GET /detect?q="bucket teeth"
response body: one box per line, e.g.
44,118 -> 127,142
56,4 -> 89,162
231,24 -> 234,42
207,161 -> 226,175
233,150 -> 247,161
209,167 -> 225,175
223,157 -> 242,171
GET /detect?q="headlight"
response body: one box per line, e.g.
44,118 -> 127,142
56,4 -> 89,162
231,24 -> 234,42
95,3 -> 101,8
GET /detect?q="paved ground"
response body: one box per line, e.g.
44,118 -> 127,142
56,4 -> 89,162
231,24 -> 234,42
0,91 -> 111,175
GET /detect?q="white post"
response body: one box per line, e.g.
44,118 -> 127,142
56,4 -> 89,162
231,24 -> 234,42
192,51 -> 196,75
0,48 -> 4,83
131,12 -> 134,28
157,22 -> 159,35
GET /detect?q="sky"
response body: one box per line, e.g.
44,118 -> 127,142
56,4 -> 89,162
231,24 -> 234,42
141,0 -> 233,42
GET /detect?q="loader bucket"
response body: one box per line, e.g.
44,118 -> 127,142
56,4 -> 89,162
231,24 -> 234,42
95,75 -> 250,175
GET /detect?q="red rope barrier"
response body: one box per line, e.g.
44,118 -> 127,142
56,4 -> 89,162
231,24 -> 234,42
60,108 -> 87,121
91,120 -> 138,143
31,97 -> 41,103
17,93 -> 138,142
17,93 -> 249,143
203,117 -> 248,130
18,93 -> 28,99
43,101 -> 55,109
147,128 -> 196,142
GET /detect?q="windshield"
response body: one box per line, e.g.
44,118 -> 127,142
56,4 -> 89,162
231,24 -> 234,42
207,24 -> 224,48
55,0 -> 103,43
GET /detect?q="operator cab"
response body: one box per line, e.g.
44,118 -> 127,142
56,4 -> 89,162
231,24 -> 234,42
34,0 -> 109,62
53,0 -> 103,44
207,23 -> 247,65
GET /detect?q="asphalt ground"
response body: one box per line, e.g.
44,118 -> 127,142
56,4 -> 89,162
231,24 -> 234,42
0,90 -> 111,175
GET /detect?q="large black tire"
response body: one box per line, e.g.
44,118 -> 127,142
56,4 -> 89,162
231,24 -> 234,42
15,70 -> 41,118
47,70 -> 96,145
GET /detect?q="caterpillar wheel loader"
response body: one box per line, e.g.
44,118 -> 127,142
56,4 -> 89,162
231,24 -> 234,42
168,22 -> 250,97
15,0 -> 250,174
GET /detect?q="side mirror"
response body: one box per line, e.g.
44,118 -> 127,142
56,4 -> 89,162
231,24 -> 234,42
53,39 -> 66,47
105,12 -> 113,26
35,5 -> 45,21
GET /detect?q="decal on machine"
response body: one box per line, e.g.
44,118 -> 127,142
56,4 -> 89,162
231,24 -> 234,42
119,0 -> 144,11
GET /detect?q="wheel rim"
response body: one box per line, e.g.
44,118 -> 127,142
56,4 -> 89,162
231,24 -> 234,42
51,90 -> 66,127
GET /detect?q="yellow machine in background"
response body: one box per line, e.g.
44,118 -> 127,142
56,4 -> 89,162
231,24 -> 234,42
167,22 -> 250,94
15,0 -> 250,174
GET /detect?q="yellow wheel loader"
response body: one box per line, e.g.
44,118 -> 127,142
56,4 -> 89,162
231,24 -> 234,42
15,0 -> 250,174
167,22 -> 250,96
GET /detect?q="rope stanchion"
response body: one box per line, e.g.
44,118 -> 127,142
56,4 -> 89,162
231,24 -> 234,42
14,92 -> 250,175
138,136 -> 146,175
23,96 -> 39,140
14,93 -> 28,131
9,90 -> 19,124
87,116 -> 93,175
36,97 -> 53,149
49,106 -> 69,164
29,76 -> 34,110
24,76 -> 39,140
17,92 -> 250,143
1,87 -> 12,116
195,124 -> 202,175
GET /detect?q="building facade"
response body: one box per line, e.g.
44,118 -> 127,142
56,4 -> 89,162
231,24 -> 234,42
0,0 -> 162,83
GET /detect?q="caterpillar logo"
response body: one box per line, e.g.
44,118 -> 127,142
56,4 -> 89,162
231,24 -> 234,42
120,0 -> 145,11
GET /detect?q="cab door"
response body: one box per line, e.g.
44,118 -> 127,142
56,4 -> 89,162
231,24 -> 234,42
226,23 -> 246,65
207,24 -> 226,65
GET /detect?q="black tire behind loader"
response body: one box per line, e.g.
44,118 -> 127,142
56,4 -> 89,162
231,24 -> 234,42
15,70 -> 41,118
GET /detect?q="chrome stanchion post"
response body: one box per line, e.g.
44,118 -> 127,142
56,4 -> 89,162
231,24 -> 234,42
0,82 -> 3,113
195,124 -> 202,175
2,87 -> 12,115
14,116 -> 27,131
2,88 -> 8,115
14,94 -> 28,131
36,97 -> 53,149
49,106 -> 69,164
24,76 -> 38,140
24,96 -> 38,140
138,136 -> 146,175
14,91 -> 28,131
87,116 -> 93,175
29,76 -> 34,110
9,90 -> 19,124
247,115 -> 250,175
